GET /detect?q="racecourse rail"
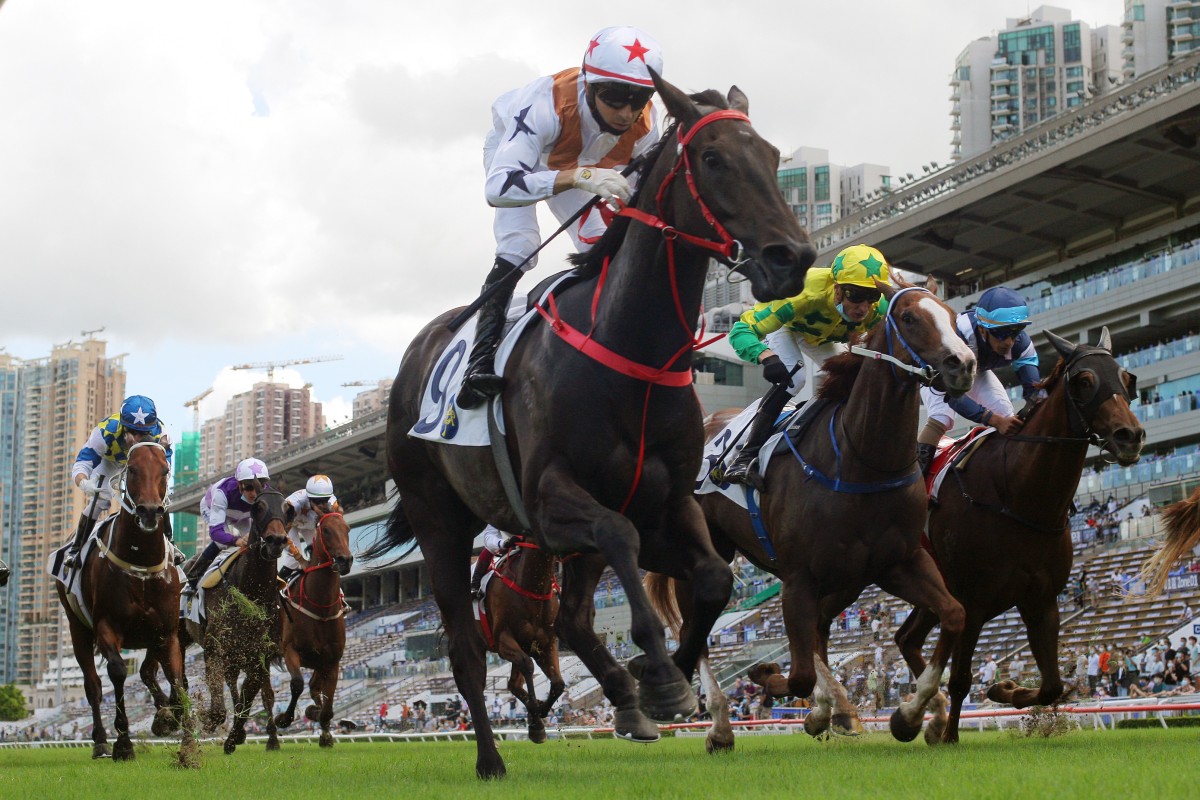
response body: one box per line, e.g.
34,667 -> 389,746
3,697 -> 1197,749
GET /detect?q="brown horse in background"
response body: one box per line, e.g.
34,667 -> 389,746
479,540 -> 564,744
896,328 -> 1144,744
185,487 -> 289,754
55,441 -> 198,765
363,73 -> 815,778
1139,485 -> 1200,595
274,510 -> 353,747
684,285 -> 977,750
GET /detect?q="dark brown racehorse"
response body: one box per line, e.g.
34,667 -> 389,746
895,328 -> 1143,744
362,73 -> 815,778
479,540 -> 564,744
690,285 -> 977,748
185,486 -> 289,753
274,510 -> 353,747
55,441 -> 198,765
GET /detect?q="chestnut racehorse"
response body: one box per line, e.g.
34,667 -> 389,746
274,510 -> 353,747
55,441 -> 199,765
478,540 -> 564,744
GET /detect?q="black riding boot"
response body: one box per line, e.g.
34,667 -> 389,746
185,543 -> 219,589
469,555 -> 491,599
723,389 -> 791,493
457,258 -> 520,410
917,443 -> 937,477
66,514 -> 93,569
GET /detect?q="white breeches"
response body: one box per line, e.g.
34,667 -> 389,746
920,370 -> 1014,430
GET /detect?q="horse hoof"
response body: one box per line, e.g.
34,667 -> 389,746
613,708 -> 660,743
705,735 -> 735,754
233,728 -> 247,746
265,738 -> 280,752
638,678 -> 697,724
924,723 -> 946,746
528,725 -> 547,744
304,704 -> 321,722
223,741 -> 237,755
830,713 -> 864,737
987,680 -> 1016,703
274,713 -> 294,729
804,711 -> 831,738
889,708 -> 922,743
92,744 -> 112,759
746,662 -> 782,686
113,741 -> 135,762
319,733 -> 334,748
152,708 -> 179,736
475,757 -> 507,781
626,654 -> 647,681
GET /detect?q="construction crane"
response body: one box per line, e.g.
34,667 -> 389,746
340,380 -> 383,388
81,326 -> 106,339
184,388 -> 214,431
230,355 -> 343,382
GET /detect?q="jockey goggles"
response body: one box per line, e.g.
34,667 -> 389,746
594,84 -> 654,112
839,285 -> 883,304
986,324 -> 1028,341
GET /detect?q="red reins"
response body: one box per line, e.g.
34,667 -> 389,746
289,511 -> 345,613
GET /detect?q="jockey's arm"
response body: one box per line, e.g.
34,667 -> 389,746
206,490 -> 242,548
484,80 -> 562,208
71,424 -> 110,482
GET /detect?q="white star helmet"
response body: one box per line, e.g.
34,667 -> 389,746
582,26 -> 663,88
235,457 -> 270,483
305,474 -> 334,500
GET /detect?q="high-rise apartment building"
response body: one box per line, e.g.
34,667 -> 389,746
352,380 -> 392,420
952,6 -> 1099,161
0,354 -> 24,684
777,147 -> 891,234
2,340 -> 125,687
1121,0 -> 1200,79
170,431 -> 200,557
197,381 -> 325,478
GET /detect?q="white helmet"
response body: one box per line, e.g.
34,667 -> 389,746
235,457 -> 270,483
305,474 -> 334,500
582,26 -> 663,88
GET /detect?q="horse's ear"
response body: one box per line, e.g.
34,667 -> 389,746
650,69 -> 700,129
1096,326 -> 1113,352
284,503 -> 297,528
727,85 -> 749,115
1044,328 -> 1076,359
874,278 -> 897,299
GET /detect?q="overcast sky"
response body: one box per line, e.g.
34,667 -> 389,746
0,0 -> 1122,446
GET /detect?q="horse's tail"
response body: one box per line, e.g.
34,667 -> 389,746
1138,489 -> 1200,596
644,572 -> 682,639
358,496 -> 419,565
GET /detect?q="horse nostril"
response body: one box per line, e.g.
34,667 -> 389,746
944,355 -> 962,371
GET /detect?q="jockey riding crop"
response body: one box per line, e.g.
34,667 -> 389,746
448,156 -> 647,332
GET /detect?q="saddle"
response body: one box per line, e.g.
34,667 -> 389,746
199,548 -> 246,590
927,427 -> 993,501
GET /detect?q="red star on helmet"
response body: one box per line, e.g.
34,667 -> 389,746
587,38 -> 600,58
623,38 -> 650,63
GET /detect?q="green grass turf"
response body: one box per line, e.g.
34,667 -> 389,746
1,728 -> 1193,799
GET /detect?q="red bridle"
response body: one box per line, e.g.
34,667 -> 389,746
535,108 -> 752,512
288,511 -> 346,613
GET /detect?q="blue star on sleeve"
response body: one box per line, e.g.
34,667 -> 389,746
500,161 -> 535,196
507,105 -> 536,142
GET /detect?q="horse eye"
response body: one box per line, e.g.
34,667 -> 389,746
901,312 -> 915,324
702,151 -> 722,169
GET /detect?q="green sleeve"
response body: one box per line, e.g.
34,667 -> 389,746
728,320 -> 768,364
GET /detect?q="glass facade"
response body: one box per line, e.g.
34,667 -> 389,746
999,25 -> 1056,66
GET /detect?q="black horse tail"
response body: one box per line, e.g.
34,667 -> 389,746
358,497 -> 419,565
644,572 -> 682,639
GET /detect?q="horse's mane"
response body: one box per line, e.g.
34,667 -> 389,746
1019,355 -> 1067,422
816,333 -> 868,402
568,90 -> 733,278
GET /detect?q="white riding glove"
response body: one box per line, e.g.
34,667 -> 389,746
78,475 -> 101,497
572,167 -> 631,203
